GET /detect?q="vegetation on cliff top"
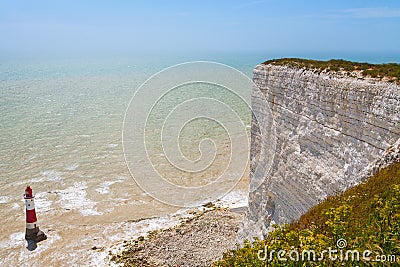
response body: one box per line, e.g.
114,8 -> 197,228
263,58 -> 400,84
214,162 -> 400,266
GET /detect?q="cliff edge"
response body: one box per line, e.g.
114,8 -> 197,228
238,60 -> 400,242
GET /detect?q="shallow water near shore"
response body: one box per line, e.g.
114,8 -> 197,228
0,54 -> 257,266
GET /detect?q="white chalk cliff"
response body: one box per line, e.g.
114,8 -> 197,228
238,63 -> 400,241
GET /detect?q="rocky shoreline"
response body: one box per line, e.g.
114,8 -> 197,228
109,208 -> 244,267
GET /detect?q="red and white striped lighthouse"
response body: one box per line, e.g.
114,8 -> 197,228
24,185 -> 47,251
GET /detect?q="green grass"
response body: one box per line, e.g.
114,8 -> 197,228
214,162 -> 400,266
263,58 -> 400,84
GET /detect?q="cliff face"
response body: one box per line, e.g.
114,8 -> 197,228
238,64 -> 400,241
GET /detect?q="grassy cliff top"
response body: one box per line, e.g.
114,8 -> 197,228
263,58 -> 400,84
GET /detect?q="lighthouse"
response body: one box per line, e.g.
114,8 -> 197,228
24,186 -> 47,251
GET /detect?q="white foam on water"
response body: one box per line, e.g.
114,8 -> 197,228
130,199 -> 148,205
0,232 -> 25,249
27,170 -> 63,184
26,154 -> 38,162
108,198 -> 147,207
103,217 -> 172,243
57,181 -> 102,216
215,190 -> 248,209
65,163 -> 79,171
34,192 -> 53,213
107,143 -> 119,148
95,179 -> 124,195
0,195 -> 11,204
88,250 -> 110,267
108,206 -> 216,245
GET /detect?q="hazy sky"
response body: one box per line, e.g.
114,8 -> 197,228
1,0 -> 400,57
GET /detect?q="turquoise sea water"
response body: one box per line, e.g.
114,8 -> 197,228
0,54 -> 261,265
0,54 -> 258,206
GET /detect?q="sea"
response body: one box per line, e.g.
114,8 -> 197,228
1,52 -> 399,266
